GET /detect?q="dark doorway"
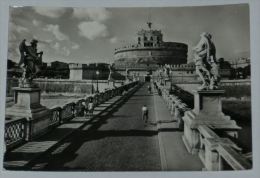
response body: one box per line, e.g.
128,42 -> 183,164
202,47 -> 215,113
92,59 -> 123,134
145,75 -> 151,82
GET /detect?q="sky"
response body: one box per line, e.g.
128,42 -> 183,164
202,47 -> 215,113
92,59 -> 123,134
8,4 -> 250,64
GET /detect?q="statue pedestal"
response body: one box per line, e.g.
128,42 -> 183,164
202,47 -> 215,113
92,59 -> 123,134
182,90 -> 240,154
6,87 -> 51,139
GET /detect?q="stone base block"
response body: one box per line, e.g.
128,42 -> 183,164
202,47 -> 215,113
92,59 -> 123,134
6,87 -> 51,139
182,90 -> 241,155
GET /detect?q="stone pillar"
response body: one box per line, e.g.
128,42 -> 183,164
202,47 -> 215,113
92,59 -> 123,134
6,87 -> 51,139
182,90 -> 240,154
69,63 -> 83,80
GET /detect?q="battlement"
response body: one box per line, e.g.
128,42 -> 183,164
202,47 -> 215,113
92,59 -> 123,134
114,42 -> 187,54
170,64 -> 195,70
68,63 -> 83,69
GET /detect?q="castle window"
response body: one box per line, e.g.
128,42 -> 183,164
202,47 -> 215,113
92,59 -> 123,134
150,37 -> 153,41
144,36 -> 147,41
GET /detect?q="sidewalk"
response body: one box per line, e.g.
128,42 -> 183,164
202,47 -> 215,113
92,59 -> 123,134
153,92 -> 203,171
4,84 -> 140,170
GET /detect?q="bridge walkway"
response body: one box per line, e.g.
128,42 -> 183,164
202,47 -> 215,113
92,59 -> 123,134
153,88 -> 202,170
4,83 -> 203,171
27,83 -> 161,171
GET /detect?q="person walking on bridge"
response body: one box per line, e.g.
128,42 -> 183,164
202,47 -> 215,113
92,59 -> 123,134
88,97 -> 94,118
142,105 -> 149,124
147,85 -> 152,94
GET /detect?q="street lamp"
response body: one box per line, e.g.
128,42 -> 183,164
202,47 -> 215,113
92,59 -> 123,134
96,70 -> 100,93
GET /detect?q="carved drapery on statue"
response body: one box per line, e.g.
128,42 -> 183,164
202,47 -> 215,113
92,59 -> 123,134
193,32 -> 220,90
18,39 -> 43,87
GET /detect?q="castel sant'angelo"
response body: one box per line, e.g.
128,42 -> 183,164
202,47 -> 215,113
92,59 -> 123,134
68,22 -> 202,81
113,22 -> 189,80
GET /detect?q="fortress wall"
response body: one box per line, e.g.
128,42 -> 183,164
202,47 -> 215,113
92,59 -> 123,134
115,48 -> 187,60
6,78 -> 124,97
175,79 -> 251,98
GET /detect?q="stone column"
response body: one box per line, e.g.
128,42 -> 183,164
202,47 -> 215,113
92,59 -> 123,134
182,90 -> 240,154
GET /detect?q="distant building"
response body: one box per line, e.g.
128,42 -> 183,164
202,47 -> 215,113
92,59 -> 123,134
113,22 -> 188,81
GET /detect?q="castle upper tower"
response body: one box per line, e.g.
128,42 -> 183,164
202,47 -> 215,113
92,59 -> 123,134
114,22 -> 188,69
137,22 -> 163,47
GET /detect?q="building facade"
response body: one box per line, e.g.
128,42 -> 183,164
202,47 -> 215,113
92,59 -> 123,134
113,22 -> 188,81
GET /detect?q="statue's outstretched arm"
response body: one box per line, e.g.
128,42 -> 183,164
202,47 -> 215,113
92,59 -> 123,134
193,38 -> 206,53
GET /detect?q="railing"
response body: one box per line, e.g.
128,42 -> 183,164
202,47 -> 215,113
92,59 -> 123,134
60,102 -> 75,122
49,106 -> 62,127
154,81 -> 252,170
198,125 -> 252,170
5,117 -> 28,150
154,82 -> 190,129
74,99 -> 86,117
5,81 -> 139,151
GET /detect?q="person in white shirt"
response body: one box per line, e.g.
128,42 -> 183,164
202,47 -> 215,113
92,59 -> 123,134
147,85 -> 152,94
142,105 -> 149,123
88,97 -> 94,118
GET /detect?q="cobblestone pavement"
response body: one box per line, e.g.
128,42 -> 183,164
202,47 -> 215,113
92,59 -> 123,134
31,83 -> 161,171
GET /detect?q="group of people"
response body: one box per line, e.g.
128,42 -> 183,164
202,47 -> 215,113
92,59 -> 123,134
77,97 -> 94,118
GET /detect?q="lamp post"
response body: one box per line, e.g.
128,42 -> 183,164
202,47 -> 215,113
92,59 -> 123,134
96,70 -> 100,93
91,73 -> 94,94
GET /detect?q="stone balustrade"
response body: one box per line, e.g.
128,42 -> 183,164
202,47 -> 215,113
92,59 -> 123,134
5,117 -> 28,150
197,125 -> 251,170
154,81 -> 252,170
154,82 -> 191,129
4,81 -> 139,151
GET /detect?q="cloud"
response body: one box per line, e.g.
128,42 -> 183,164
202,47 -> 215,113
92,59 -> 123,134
109,37 -> 118,44
32,19 -> 41,27
33,7 -> 67,18
53,42 -> 60,51
73,7 -> 111,22
78,21 -> 109,40
9,33 -> 17,41
16,25 -> 29,33
43,24 -> 69,41
71,42 -> 80,50
9,21 -> 29,34
62,46 -> 71,56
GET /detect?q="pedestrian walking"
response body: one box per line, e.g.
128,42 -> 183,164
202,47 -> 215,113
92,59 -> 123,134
158,88 -> 162,96
88,97 -> 94,118
142,105 -> 149,123
83,101 -> 88,117
147,85 -> 152,94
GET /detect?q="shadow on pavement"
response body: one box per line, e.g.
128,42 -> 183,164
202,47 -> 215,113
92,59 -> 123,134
26,84 -> 149,170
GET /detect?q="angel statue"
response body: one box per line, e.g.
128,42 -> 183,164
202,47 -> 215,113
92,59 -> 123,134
193,32 -> 220,90
108,63 -> 114,82
18,39 -> 43,87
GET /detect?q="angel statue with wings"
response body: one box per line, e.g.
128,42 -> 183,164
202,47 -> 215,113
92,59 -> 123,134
193,32 -> 220,90
18,39 -> 43,87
